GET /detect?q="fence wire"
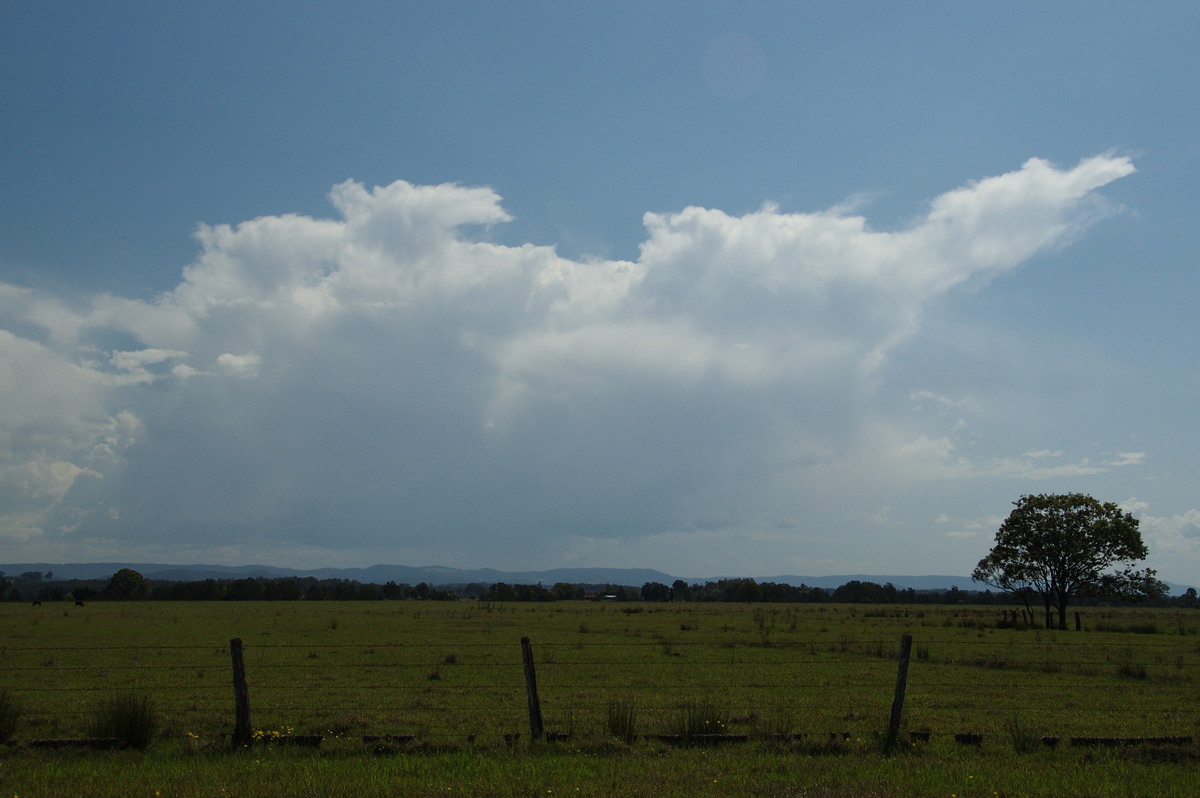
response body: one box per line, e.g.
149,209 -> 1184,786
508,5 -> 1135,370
3,632 -> 1197,743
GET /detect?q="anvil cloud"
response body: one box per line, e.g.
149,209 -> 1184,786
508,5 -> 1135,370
4,154 -> 1174,579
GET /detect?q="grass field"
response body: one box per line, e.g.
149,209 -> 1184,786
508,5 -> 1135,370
2,600 -> 1198,796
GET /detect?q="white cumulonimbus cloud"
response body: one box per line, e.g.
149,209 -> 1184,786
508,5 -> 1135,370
3,154 -> 1176,570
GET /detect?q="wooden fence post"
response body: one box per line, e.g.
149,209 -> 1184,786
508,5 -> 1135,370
521,636 -> 543,742
884,634 -> 913,754
230,637 -> 252,747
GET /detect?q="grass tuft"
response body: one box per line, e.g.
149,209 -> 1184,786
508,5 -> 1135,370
90,693 -> 159,750
607,698 -> 637,743
751,709 -> 794,739
1117,662 -> 1148,679
0,690 -> 20,742
669,701 -> 729,742
1004,715 -> 1041,754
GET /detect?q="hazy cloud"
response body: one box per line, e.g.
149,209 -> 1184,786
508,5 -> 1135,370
704,34 -> 768,99
936,513 -> 1006,542
1023,449 -> 1065,459
1124,501 -> 1200,561
1105,452 -> 1146,468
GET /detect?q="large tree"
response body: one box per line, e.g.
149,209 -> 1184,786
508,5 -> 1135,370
103,568 -> 150,600
973,493 -> 1165,630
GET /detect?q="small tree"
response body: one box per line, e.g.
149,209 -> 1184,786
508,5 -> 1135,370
973,493 -> 1165,629
550,582 -> 579,600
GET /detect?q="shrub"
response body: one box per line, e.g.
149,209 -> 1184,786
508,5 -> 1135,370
91,693 -> 159,750
0,690 -> 19,743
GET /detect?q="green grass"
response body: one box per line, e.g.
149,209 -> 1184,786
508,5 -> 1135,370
2,600 -> 1198,795
2,738 -> 1197,797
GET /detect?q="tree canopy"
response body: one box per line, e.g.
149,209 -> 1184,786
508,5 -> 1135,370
103,568 -> 150,600
972,493 -> 1166,629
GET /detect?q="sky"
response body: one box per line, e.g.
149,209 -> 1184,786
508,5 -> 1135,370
1,2 -> 1198,585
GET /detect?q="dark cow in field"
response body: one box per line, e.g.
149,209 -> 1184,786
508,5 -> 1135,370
75,600 -> 85,607
31,599 -> 41,607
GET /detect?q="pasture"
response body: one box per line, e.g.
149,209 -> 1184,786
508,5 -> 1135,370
2,599 -> 1198,796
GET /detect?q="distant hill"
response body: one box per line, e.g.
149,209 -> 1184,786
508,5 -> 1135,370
1,562 -> 299,581
3,562 -> 1192,594
0,562 -> 679,588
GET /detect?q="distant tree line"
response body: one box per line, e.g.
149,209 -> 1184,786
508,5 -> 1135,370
4,570 -> 1196,609
0,570 -> 459,603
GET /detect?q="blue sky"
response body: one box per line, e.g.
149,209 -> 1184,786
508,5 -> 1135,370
2,2 -> 1197,584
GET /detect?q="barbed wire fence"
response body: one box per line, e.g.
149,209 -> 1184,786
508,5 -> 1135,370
3,633 -> 1197,749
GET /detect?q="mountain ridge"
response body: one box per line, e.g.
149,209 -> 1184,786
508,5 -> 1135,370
0,561 -> 1010,591
3,562 -> 1192,594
